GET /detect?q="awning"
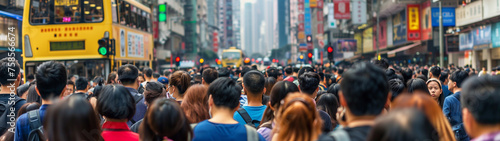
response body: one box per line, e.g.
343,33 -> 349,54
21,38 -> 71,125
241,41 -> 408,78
388,41 -> 422,56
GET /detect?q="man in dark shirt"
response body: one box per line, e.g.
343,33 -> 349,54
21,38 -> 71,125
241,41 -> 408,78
318,62 -> 390,141
117,64 -> 146,126
68,77 -> 89,98
0,58 -> 26,134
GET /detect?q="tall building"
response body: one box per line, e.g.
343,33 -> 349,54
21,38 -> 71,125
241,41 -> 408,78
233,0 -> 241,49
243,2 -> 254,55
218,0 -> 237,49
277,0 -> 290,49
263,0 -> 275,53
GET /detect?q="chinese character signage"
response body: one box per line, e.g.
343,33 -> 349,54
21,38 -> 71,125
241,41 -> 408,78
305,0 -> 312,35
431,7 -> 455,27
473,25 -> 491,50
393,10 -> 407,45
352,0 -> 367,24
407,5 -> 421,41
421,1 -> 432,40
334,0 -> 350,19
310,0 -> 317,7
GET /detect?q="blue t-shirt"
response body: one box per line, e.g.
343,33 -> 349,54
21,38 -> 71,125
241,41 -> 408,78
14,104 -> 49,141
442,85 -> 452,98
233,105 -> 267,127
193,120 -> 265,141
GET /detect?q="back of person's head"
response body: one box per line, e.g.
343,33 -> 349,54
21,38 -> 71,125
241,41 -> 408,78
106,72 -> 117,84
450,70 -> 469,88
181,84 -> 210,123
368,108 -> 438,141
385,68 -> 399,81
298,72 -> 320,95
407,78 -> 430,94
240,66 -> 252,77
36,61 -> 67,100
143,68 -> 153,78
316,93 -> 339,128
392,93 -> 454,141
417,74 -> 428,82
341,62 -> 388,116
401,68 -> 413,84
44,96 -> 103,141
208,78 -> 240,109
327,84 -> 341,102
266,67 -> 280,80
261,81 -> 300,124
93,76 -> 104,86
421,68 -> 429,78
140,98 -> 192,141
218,68 -> 230,77
97,85 -> 135,120
462,76 -> 500,128
152,73 -> 161,79
274,93 -> 322,141
439,72 -> 448,83
26,84 -> 41,104
293,67 -> 300,73
243,71 -> 265,95
169,71 -> 191,95
27,74 -> 35,81
202,68 -> 219,84
118,64 -> 139,85
285,67 -> 293,75
144,82 -> 166,105
17,84 -> 30,98
298,67 -> 315,77
264,77 -> 277,96
371,58 -> 389,70
429,66 -> 441,78
163,70 -> 171,77
75,77 -> 88,91
389,79 -> 405,101
0,58 -> 20,86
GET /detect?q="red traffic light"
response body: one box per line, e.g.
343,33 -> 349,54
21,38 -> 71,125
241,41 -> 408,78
308,53 -> 313,58
175,57 -> 180,62
327,46 -> 333,53
272,59 -> 276,63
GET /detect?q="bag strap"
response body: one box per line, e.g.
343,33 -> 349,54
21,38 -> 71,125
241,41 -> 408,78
244,124 -> 259,141
27,110 -> 42,131
237,108 -> 253,125
328,128 -> 350,141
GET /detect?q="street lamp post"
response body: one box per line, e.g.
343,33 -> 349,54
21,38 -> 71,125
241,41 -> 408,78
438,1 -> 444,67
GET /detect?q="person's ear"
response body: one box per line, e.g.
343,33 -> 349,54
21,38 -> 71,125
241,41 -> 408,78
208,95 -> 214,106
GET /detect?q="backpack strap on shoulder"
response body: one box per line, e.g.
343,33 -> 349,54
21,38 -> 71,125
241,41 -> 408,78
328,128 -> 350,141
237,108 -> 253,125
27,110 -> 44,141
244,124 -> 259,141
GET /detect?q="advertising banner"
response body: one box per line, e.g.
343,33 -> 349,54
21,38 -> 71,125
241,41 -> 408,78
305,0 -> 312,35
354,33 -> 362,54
431,7 -> 455,27
492,22 -> 500,48
459,32 -> 473,51
393,10 -> 407,45
407,4 -> 421,41
421,1 -> 432,40
333,0 -> 350,19
363,27 -> 373,53
327,3 -> 336,28
352,0 -> 367,24
127,31 -> 145,57
387,16 -> 393,46
374,20 -> 388,50
336,39 -> 357,53
473,25 -> 491,50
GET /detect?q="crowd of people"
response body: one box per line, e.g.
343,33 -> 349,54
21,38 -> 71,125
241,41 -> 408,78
0,57 -> 499,141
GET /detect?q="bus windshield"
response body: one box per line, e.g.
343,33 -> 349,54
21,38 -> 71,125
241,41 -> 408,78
223,52 -> 241,60
30,0 -> 104,24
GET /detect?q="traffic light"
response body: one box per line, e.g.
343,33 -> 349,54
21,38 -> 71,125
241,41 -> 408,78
98,38 -> 110,55
199,58 -> 204,65
175,56 -> 181,66
159,3 -> 166,22
307,52 -> 313,63
306,35 -> 312,43
215,58 -> 221,65
327,46 -> 334,61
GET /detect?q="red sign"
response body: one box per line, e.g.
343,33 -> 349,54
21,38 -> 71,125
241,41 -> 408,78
298,2 -> 304,11
153,21 -> 158,39
299,23 -> 304,31
407,4 -> 421,41
317,24 -> 323,33
298,14 -> 304,22
317,11 -> 323,21
373,20 -> 387,50
334,0 -> 351,19
421,1 -> 432,40
307,43 -> 314,50
317,0 -> 324,8
213,32 -> 219,52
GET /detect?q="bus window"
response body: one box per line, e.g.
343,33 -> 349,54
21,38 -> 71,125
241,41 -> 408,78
54,0 -> 80,23
84,0 -> 104,22
29,0 -> 51,24
130,5 -> 137,28
147,13 -> 151,32
111,0 -> 118,23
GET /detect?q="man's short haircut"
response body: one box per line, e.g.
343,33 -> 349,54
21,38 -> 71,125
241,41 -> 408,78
163,70 -> 171,77
439,72 -> 448,83
266,67 -> 280,80
318,73 -> 325,81
75,77 -> 88,90
36,61 -> 67,100
298,67 -> 315,78
202,68 -> 219,84
0,58 -> 20,86
299,72 -> 320,95
118,64 -> 139,85
371,58 -> 389,70
27,74 -> 35,80
208,77 -> 240,109
293,67 -> 300,73
421,69 -> 429,78
153,73 -> 160,78
218,68 -> 230,77
285,67 -> 293,75
429,66 -> 441,78
450,70 -> 469,88
97,85 -> 135,120
243,71 -> 265,95
240,66 -> 252,77
340,62 -> 389,116
143,68 -> 153,77
462,76 -> 500,124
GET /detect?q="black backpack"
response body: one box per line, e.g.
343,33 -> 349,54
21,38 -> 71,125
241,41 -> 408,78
0,97 -> 24,134
237,108 -> 260,129
27,110 -> 45,141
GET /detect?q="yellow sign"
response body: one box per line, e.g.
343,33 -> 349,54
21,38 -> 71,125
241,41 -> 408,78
408,7 -> 420,31
55,0 -> 79,6
310,0 -> 317,8
298,32 -> 305,39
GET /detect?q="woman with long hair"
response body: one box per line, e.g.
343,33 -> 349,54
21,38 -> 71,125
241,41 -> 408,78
426,78 -> 445,107
106,72 -> 117,85
257,81 -> 299,141
316,93 -> 340,129
272,93 -> 322,141
407,78 -> 430,94
180,84 -> 210,123
140,98 -> 192,141
392,93 -> 454,141
168,71 -> 191,103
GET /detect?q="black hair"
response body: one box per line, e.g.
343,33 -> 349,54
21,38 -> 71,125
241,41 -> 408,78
163,70 -> 171,77
44,96 -> 103,141
143,68 -> 153,78
318,73 -> 325,81
462,76 -> 500,124
298,72 -> 320,95
264,77 -> 277,96
218,68 -> 230,77
260,81 -> 300,125
240,66 -> 252,77
202,68 -> 219,84
118,64 -> 139,85
153,73 -> 161,78
75,77 -> 88,90
407,79 -> 430,94
327,84 -> 341,103
144,82 -> 166,105
386,68 -> 399,81
417,75 -> 428,82
97,85 -> 135,120
26,83 -> 41,104
36,61 -> 67,100
140,98 -> 192,141
368,108 -> 438,141
266,67 -> 280,80
401,68 -> 413,84
371,58 -> 389,70
0,58 -> 20,86
450,70 -> 469,88
429,66 -> 441,78
208,77 -> 240,109
439,72 -> 448,83
243,71 -> 266,95
27,74 -> 35,80
292,67 -> 300,73
316,93 -> 339,128
298,67 -> 315,78
285,67 -> 293,75
17,84 -> 30,98
93,76 -> 104,86
421,69 -> 429,78
340,62 -> 389,116
389,79 -> 405,101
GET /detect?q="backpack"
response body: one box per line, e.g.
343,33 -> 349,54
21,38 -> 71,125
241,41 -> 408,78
190,123 -> 259,141
27,110 -> 45,141
327,128 -> 350,141
237,108 -> 260,129
0,97 -> 24,134
451,94 -> 470,141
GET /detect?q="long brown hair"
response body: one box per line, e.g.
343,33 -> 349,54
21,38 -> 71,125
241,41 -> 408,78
180,84 -> 210,123
272,93 -> 322,141
392,93 -> 454,141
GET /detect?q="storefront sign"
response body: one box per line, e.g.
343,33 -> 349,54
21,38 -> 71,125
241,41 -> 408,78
333,0 -> 351,19
492,22 -> 500,48
459,32 -> 473,51
483,0 -> 500,19
393,10 -> 407,45
473,25 -> 491,50
456,1 -> 482,26
407,4 -> 421,41
374,20 -> 388,50
431,7 -> 455,27
446,35 -> 459,52
354,33 -> 362,54
387,16 -> 393,46
352,0 -> 367,24
363,27 -> 373,53
421,1 -> 432,40
337,39 -> 357,53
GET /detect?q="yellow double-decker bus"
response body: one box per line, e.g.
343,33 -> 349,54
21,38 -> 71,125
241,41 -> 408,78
222,47 -> 243,68
22,0 -> 153,79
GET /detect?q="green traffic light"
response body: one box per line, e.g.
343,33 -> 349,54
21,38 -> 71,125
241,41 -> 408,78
159,13 -> 166,22
159,4 -> 166,12
98,47 -> 108,55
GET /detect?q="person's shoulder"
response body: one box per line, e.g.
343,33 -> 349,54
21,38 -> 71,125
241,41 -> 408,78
317,132 -> 337,141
